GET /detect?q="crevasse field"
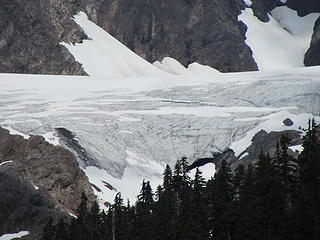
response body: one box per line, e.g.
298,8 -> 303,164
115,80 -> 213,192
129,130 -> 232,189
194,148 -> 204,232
0,5 -> 319,209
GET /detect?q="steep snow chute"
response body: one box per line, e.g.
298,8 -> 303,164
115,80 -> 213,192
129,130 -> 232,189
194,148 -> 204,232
61,12 -> 169,78
238,6 -> 319,71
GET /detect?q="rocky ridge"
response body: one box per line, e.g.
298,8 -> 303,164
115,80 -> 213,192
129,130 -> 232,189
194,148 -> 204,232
0,127 -> 95,238
84,0 -> 258,72
192,127 -> 304,171
0,0 -> 86,75
1,0 -> 320,74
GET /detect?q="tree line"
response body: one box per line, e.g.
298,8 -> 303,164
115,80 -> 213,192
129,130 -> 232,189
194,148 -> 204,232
42,120 -> 320,240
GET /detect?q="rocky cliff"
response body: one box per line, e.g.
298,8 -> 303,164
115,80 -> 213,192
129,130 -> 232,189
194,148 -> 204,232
0,127 -> 95,238
83,0 -> 258,72
191,127 -> 303,171
0,0 -> 86,75
1,0 -> 320,74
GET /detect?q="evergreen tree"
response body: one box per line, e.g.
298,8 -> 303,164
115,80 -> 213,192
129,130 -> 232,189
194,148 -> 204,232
296,119 -> 320,240
69,192 -> 90,240
55,218 -> 68,240
41,217 -> 55,240
154,165 -> 176,240
135,181 -> 155,240
190,168 -> 209,240
274,135 -> 298,209
207,160 -> 234,240
40,121 -> 320,240
172,158 -> 193,240
254,152 -> 286,240
233,164 -> 259,240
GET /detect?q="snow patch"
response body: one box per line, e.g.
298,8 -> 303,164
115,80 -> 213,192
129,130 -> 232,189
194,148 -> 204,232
69,212 -> 78,218
230,111 -> 317,156
84,149 -> 165,209
42,131 -> 60,146
238,7 -> 319,70
0,231 -> 29,240
289,144 -> 303,153
239,152 -> 249,160
189,162 -> 216,180
2,126 -> 29,139
243,0 -> 252,7
0,161 -> 13,167
153,57 -> 220,75
62,12 -> 169,78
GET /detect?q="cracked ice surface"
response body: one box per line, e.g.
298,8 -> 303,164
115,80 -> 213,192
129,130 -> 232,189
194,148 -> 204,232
0,67 -> 319,203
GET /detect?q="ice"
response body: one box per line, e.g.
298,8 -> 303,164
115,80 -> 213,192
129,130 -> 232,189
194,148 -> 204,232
0,67 -> 319,204
238,7 -> 319,70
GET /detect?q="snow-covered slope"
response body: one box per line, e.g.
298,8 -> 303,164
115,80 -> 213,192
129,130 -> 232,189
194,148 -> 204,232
0,67 -> 319,205
239,6 -> 320,70
153,57 -> 221,75
61,12 -> 169,78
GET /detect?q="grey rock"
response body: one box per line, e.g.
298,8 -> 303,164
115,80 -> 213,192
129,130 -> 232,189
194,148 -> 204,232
251,0 -> 284,22
0,0 -> 87,75
283,118 -> 294,126
231,129 -> 302,169
0,127 -> 95,237
286,0 -> 320,16
284,0 -> 320,68
80,0 -> 258,73
305,17 -> 320,67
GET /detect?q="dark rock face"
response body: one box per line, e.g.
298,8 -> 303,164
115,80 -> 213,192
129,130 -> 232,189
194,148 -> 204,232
0,170 -> 61,238
251,0 -> 284,22
284,0 -> 320,67
286,0 -> 320,16
305,17 -> 320,67
1,0 -> 320,74
82,0 -> 258,72
200,129 -> 303,171
0,127 -> 95,237
0,0 -> 86,75
235,129 -> 301,167
283,117 -> 294,127
56,127 -> 98,168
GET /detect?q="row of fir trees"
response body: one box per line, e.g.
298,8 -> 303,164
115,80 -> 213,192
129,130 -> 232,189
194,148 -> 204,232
42,120 -> 320,240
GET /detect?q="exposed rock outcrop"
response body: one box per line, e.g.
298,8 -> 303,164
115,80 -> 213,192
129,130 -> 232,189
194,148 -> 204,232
232,129 -> 302,169
251,0 -> 284,22
83,0 -> 258,72
2,0 -> 320,74
191,128 -> 304,172
284,0 -> 320,68
0,0 -> 86,75
0,127 -> 95,237
0,0 -> 259,74
286,0 -> 320,16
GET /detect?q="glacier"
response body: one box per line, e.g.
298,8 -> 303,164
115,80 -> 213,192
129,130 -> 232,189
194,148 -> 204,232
0,68 -> 319,205
0,11 -> 320,206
